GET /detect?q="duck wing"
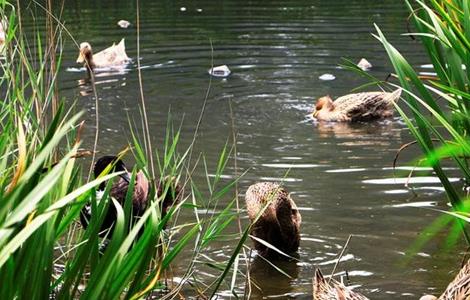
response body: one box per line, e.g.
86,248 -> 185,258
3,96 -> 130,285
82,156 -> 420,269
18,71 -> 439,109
438,259 -> 470,300
93,38 -> 130,67
333,90 -> 401,122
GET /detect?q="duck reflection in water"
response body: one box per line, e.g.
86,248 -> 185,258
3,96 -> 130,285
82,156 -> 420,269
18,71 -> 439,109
314,120 -> 400,146
248,255 -> 300,298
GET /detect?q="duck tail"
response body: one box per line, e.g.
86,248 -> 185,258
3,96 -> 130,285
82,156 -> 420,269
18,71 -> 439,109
389,88 -> 402,103
314,268 -> 326,283
313,268 -> 330,299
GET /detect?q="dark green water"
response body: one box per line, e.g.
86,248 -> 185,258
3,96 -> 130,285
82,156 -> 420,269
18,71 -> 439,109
23,0 -> 466,298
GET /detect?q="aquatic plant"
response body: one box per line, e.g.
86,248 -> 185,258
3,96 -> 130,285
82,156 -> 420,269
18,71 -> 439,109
375,0 -> 470,251
0,1 -> 251,298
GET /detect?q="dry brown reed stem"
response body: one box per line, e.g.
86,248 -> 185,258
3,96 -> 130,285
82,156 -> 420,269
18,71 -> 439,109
385,72 -> 439,82
136,0 -> 155,181
393,139 -> 446,187
328,234 -> 352,285
86,63 -> 100,181
186,38 -> 213,167
46,0 -> 57,117
28,0 -> 95,179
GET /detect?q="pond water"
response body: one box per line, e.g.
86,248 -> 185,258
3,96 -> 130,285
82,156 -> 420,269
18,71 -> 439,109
24,0 -> 467,298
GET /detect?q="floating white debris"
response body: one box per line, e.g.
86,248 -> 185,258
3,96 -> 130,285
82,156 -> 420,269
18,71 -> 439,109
208,65 -> 231,77
357,58 -> 372,71
319,73 -> 335,81
196,8 -> 203,12
117,20 -> 131,28
180,7 -> 187,11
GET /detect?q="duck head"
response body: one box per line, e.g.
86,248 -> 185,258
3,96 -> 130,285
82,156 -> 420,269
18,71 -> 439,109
312,95 -> 335,118
76,42 -> 94,70
94,156 -> 129,190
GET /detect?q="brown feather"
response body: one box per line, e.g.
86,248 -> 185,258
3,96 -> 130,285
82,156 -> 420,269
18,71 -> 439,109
245,182 -> 301,258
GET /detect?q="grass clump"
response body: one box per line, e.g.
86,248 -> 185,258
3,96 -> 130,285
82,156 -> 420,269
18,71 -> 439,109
374,0 -> 470,251
0,1 -> 248,299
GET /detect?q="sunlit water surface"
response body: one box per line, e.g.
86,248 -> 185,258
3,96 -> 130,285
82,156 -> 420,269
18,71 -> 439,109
23,0 -> 467,298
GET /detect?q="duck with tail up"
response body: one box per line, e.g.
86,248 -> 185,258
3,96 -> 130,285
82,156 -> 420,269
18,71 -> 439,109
419,258 -> 470,300
245,182 -> 301,258
80,156 -> 182,237
313,269 -> 369,300
312,89 -> 402,122
76,38 -> 130,73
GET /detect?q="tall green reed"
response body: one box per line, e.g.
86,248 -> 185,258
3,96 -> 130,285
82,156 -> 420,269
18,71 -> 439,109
0,1 -> 249,299
374,0 -> 470,251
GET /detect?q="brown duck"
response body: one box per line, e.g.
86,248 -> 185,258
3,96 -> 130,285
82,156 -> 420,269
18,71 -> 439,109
313,269 -> 369,300
312,89 -> 402,122
419,258 -> 470,300
80,156 -> 181,236
245,182 -> 301,258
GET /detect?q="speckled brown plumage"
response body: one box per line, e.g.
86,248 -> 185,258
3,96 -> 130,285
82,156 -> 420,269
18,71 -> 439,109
313,89 -> 401,122
313,269 -> 369,300
420,259 -> 470,300
245,182 -> 301,258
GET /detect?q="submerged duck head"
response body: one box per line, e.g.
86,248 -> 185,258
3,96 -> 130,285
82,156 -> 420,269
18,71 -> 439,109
313,95 -> 335,118
245,182 -> 301,257
76,42 -> 94,69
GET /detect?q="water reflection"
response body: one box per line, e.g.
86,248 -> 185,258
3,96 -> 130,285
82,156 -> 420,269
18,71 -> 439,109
314,120 -> 400,142
249,256 -> 300,299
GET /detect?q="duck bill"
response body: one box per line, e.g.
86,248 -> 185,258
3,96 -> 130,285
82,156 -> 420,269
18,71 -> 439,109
312,111 -> 318,118
76,52 -> 85,64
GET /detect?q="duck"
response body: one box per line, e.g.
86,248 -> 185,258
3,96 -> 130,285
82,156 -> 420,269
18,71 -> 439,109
245,182 -> 301,258
0,18 -> 7,55
312,89 -> 402,122
419,258 -> 470,300
76,38 -> 130,72
80,156 -> 182,237
313,269 -> 369,300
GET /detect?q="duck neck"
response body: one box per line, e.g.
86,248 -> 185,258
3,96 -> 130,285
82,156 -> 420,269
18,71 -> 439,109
84,51 -> 95,73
